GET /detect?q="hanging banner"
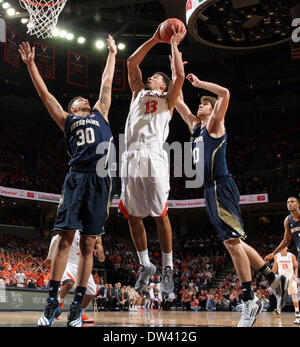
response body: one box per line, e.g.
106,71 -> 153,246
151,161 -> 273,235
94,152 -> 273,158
0,186 -> 268,208
33,42 -> 55,79
67,51 -> 88,87
4,25 -> 21,68
101,58 -> 126,90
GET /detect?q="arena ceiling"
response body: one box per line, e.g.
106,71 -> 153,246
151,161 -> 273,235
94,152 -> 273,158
2,0 -> 298,67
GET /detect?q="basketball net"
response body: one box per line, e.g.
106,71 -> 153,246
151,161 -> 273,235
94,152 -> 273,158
19,0 -> 67,39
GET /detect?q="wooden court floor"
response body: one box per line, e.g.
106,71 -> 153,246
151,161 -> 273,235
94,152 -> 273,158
0,310 -> 299,327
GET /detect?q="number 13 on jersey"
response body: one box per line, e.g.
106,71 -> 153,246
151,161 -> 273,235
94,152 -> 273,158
145,100 -> 158,114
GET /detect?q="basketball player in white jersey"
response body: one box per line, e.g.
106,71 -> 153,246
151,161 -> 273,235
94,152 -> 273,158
272,247 -> 299,323
44,231 -> 105,325
119,24 -> 186,294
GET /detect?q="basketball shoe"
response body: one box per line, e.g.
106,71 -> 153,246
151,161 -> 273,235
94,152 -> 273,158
37,297 -> 61,327
135,263 -> 156,292
160,266 -> 174,294
82,313 -> 95,323
294,312 -> 300,325
67,301 -> 82,327
237,294 -> 263,327
273,308 -> 281,317
270,274 -> 290,309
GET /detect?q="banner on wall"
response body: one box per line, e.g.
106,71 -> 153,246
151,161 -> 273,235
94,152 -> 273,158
67,51 -> 88,87
33,42 -> 55,79
4,25 -> 21,68
0,186 -> 269,208
101,58 -> 126,90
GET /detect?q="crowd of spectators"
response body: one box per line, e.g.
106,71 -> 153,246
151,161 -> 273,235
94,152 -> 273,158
0,216 -> 289,313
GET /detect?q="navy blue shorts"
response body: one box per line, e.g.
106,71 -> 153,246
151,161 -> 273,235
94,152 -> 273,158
54,169 -> 113,236
204,177 -> 246,241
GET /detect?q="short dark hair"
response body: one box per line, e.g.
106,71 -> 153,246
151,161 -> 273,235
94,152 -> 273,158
288,196 -> 300,203
201,95 -> 217,108
67,96 -> 84,114
155,72 -> 171,92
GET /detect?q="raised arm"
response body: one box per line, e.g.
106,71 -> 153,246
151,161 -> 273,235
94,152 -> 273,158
18,42 -> 68,131
94,35 -> 117,122
166,26 -> 186,110
127,26 -> 164,101
186,74 -> 230,134
264,217 -> 292,261
169,55 -> 199,133
176,92 -> 200,133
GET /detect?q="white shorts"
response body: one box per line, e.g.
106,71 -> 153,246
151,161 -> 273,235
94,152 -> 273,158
120,148 -> 170,218
61,262 -> 97,296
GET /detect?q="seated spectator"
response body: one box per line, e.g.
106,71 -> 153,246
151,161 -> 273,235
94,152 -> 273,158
96,283 -> 109,311
142,286 -> 151,310
162,291 -> 175,311
190,294 -> 200,312
181,287 -> 192,311
118,287 -> 129,311
206,293 -> 217,311
151,288 -> 162,310
198,289 -> 207,311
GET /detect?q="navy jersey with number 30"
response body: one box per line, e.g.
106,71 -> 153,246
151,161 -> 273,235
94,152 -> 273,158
64,109 -> 113,170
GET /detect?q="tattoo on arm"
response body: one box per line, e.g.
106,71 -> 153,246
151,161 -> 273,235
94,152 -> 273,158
130,69 -> 141,86
48,96 -> 63,113
100,86 -> 110,104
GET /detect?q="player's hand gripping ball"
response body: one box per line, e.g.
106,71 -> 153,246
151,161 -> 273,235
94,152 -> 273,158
159,18 -> 186,44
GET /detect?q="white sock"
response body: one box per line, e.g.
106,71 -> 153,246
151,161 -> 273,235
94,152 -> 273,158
137,250 -> 150,268
162,251 -> 173,269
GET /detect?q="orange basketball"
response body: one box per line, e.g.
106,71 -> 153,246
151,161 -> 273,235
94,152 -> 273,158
158,18 -> 186,44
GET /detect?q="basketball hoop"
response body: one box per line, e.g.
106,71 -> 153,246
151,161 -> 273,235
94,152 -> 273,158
19,0 -> 67,39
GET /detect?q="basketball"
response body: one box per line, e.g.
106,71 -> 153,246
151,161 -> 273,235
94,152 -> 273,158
158,18 -> 186,44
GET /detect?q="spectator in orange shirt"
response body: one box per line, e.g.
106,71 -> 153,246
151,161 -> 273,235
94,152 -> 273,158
36,270 -> 45,288
1,263 -> 13,281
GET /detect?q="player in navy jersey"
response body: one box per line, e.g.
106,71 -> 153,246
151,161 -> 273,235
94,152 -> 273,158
265,196 -> 300,323
174,71 -> 289,327
19,35 -> 117,327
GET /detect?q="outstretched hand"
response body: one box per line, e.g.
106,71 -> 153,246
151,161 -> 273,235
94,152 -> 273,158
18,42 -> 35,65
107,34 -> 117,54
152,23 -> 165,44
186,73 -> 201,87
170,25 -> 186,46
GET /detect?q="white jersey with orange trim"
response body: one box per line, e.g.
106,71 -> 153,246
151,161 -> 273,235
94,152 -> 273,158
124,89 -> 171,150
120,89 -> 171,218
275,252 -> 294,277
